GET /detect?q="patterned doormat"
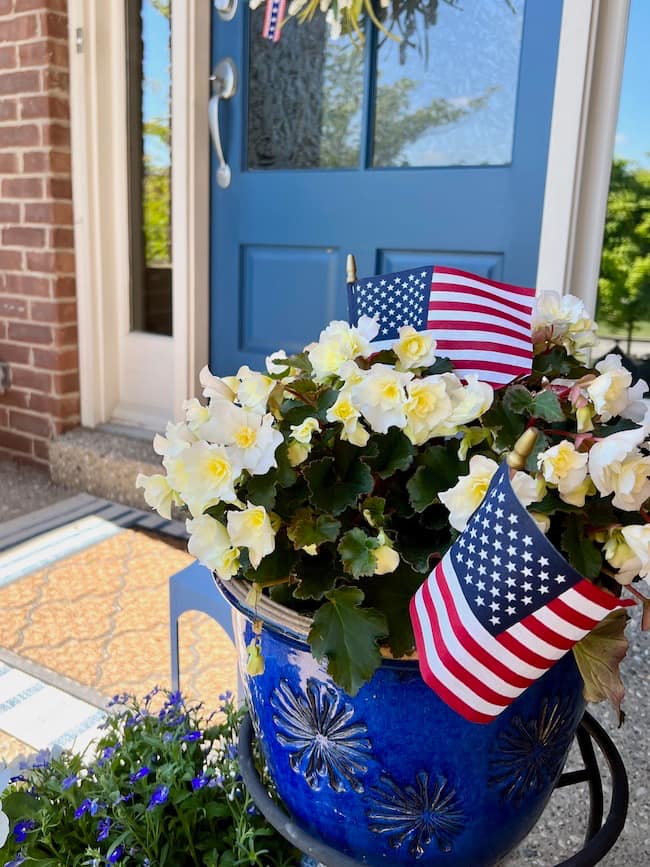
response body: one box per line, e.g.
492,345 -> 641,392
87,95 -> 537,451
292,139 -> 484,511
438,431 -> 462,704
0,497 -> 237,766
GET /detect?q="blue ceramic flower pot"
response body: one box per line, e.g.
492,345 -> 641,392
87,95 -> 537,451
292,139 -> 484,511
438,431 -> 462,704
219,578 -> 585,867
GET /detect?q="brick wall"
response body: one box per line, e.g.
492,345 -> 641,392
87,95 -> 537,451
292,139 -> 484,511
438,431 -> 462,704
0,0 -> 79,466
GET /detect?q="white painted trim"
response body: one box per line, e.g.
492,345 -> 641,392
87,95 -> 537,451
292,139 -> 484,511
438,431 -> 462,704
68,0 -> 209,430
537,0 -> 630,315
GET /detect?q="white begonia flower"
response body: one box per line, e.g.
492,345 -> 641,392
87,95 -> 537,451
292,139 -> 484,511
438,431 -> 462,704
200,403 -> 283,476
531,291 -> 597,361
136,473 -> 178,520
620,524 -> 650,582
227,503 -> 275,569
153,420 -> 196,459
339,359 -> 365,388
186,514 -> 240,580
373,545 -> 400,575
531,512 -> 551,534
325,7 -> 342,39
589,426 -> 650,510
305,318 -> 379,382
174,441 -> 239,515
440,456 -> 537,532
443,374 -> 494,429
604,527 -> 641,585
537,440 -> 589,504
183,397 -> 211,431
621,377 -> 650,423
351,364 -> 412,433
290,417 -> 320,444
393,326 -> 437,371
559,476 -> 595,508
199,365 -> 236,403
587,354 -> 633,421
326,389 -> 369,446
403,376 -> 453,446
236,366 -> 276,414
0,801 -> 9,848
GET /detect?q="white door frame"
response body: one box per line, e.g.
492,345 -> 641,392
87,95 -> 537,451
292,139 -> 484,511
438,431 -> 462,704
68,0 -> 210,431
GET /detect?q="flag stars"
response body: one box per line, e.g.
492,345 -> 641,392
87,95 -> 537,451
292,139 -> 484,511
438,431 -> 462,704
522,595 -> 533,606
507,529 -> 518,541
522,581 -> 532,593
507,545 -> 517,557
555,574 -> 566,583
506,591 -> 516,602
489,586 -> 500,597
476,580 -> 486,591
522,551 -> 533,563
508,513 -> 518,524
539,585 -> 549,595
522,566 -> 533,578
495,508 -> 504,519
478,564 -> 487,576
476,596 -> 485,607
523,535 -> 533,547
505,576 -> 517,588
489,600 -> 500,612
506,605 -> 516,616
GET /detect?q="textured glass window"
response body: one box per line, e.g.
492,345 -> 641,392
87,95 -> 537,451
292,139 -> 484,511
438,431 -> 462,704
247,10 -> 364,170
372,0 -> 525,168
126,0 -> 173,335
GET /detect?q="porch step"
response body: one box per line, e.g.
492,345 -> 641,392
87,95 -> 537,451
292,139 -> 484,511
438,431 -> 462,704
49,426 -> 160,511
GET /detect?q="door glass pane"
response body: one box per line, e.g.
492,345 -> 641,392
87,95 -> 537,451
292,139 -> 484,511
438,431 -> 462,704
126,0 -> 173,335
596,0 -> 650,371
247,10 -> 364,170
373,0 -> 525,168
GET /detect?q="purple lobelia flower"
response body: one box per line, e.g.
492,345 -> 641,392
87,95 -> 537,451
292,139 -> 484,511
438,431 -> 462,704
13,820 -> 36,843
129,766 -> 150,783
97,817 -> 111,842
61,775 -> 78,790
107,844 -> 124,863
146,785 -> 169,811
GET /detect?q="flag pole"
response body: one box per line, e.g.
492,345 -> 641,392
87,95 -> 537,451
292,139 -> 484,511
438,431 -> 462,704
506,427 -> 539,472
346,253 -> 358,323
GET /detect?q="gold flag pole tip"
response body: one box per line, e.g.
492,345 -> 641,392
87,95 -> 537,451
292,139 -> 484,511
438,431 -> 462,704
506,427 -> 539,471
346,254 -> 358,285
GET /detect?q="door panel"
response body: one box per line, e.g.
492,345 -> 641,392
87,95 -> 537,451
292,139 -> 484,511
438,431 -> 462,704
210,1 -> 563,375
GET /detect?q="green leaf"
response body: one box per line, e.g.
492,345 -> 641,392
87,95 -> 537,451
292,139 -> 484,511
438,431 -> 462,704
243,533 -> 294,585
1,790 -> 39,820
303,456 -> 374,516
503,384 -> 533,415
530,389 -> 565,422
421,356 -> 455,375
561,520 -> 603,579
292,552 -> 337,600
407,444 -> 463,513
573,609 -> 630,723
338,528 -> 379,578
393,517 -> 440,573
272,352 -> 312,373
275,441 -> 297,488
367,348 -> 397,365
361,496 -> 386,529
363,428 -> 416,479
287,508 -> 341,549
245,469 -> 278,511
532,346 -> 574,377
308,587 -> 388,695
361,563 -> 424,659
481,401 -> 527,452
457,425 -> 493,461
316,387 -> 338,416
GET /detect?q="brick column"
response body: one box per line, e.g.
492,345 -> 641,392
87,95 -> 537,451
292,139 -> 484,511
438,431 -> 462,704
0,0 -> 79,465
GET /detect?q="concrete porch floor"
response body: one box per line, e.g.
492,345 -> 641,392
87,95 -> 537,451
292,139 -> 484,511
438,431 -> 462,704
0,458 -> 648,865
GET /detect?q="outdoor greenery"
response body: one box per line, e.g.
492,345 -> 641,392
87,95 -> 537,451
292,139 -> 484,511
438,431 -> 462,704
140,293 -> 650,715
598,158 -> 650,353
0,691 -> 296,866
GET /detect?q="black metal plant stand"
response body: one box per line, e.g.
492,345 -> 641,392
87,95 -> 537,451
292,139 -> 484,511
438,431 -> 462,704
237,711 -> 628,867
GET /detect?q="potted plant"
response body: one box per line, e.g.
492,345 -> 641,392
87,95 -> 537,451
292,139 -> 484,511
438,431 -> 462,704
137,287 -> 649,865
0,690 -> 298,866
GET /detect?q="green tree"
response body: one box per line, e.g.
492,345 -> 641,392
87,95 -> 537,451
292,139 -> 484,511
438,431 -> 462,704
597,158 -> 650,353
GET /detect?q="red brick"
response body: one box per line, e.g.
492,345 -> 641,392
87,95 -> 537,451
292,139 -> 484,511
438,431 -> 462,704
0,96 -> 16,120
32,437 -> 50,462
3,273 -> 50,296
0,14 -> 38,42
49,149 -> 70,172
0,341 -> 30,365
52,323 -> 77,347
26,250 -> 74,274
0,429 -> 34,455
0,250 -> 21,270
32,344 -> 77,370
22,150 -> 47,172
19,37 -> 68,68
17,0 -> 68,13
0,202 -> 20,222
30,299 -> 76,324
0,0 -> 13,16
21,94 -> 69,120
29,391 -> 79,417
10,409 -> 52,438
10,365 -> 52,392
49,226 -> 74,248
0,68 -> 40,95
47,176 -> 71,199
40,10 -> 67,39
41,121 -> 69,146
0,152 -> 17,172
3,226 -> 45,247
24,202 -> 72,224
52,275 -> 74,298
0,124 -> 39,147
2,177 -> 43,198
7,321 -> 53,345
0,408 -> 7,429
0,297 -> 28,319
0,388 -> 31,410
53,370 -> 79,394
42,66 -> 68,92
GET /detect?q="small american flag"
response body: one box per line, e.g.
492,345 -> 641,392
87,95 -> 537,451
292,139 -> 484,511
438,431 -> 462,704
348,265 -> 535,388
410,464 -> 634,724
262,0 -> 286,42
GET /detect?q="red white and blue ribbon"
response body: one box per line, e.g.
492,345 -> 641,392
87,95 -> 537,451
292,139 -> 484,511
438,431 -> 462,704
262,0 -> 287,42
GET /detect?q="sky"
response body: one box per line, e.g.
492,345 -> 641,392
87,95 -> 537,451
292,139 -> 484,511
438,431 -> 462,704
614,0 -> 650,168
142,0 -> 171,168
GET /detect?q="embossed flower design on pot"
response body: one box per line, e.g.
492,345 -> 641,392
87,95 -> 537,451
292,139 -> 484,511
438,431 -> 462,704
271,678 -> 371,793
489,696 -> 575,805
367,771 -> 464,858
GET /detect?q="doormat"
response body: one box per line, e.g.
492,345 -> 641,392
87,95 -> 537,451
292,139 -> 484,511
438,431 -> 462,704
0,496 -> 237,762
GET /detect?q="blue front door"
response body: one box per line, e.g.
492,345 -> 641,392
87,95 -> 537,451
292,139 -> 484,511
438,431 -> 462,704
210,0 -> 563,375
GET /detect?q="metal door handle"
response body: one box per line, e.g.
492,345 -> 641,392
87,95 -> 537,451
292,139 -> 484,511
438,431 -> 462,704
214,0 -> 238,21
209,57 -> 237,189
